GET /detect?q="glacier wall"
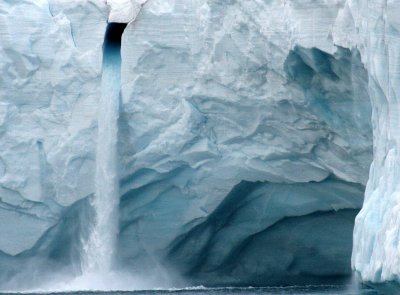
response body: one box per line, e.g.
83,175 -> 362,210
334,0 -> 400,284
0,0 -> 107,255
0,0 -> 376,290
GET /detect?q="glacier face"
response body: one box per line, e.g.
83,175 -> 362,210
334,0 -> 400,284
0,0 -> 376,290
0,0 -> 107,258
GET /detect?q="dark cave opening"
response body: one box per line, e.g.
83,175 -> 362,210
103,23 -> 127,56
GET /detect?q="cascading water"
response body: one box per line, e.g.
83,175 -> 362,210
52,21 -> 154,292
83,22 -> 127,274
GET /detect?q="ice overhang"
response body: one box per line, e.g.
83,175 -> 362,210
106,0 -> 147,23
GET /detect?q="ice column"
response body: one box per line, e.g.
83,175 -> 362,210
334,0 -> 400,283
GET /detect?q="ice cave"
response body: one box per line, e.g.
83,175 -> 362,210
0,0 -> 399,294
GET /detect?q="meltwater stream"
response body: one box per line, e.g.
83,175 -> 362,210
83,23 -> 127,274
37,23 -> 156,292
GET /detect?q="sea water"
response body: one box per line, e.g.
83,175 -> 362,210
0,286 -> 379,295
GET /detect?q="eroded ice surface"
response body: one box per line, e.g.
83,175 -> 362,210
0,0 -> 377,290
334,0 -> 400,284
107,0 -> 147,23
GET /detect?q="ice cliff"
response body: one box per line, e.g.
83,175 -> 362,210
334,0 -> 400,284
0,0 -> 384,290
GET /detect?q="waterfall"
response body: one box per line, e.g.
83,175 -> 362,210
83,22 -> 127,274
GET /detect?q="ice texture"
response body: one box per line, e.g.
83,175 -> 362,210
155,179 -> 364,286
0,0 -> 376,289
333,0 -> 400,284
0,0 -> 107,258
107,0 -> 147,23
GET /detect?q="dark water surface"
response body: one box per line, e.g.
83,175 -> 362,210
0,286 -> 380,295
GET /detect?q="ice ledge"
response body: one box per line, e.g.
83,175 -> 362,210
106,0 -> 147,23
